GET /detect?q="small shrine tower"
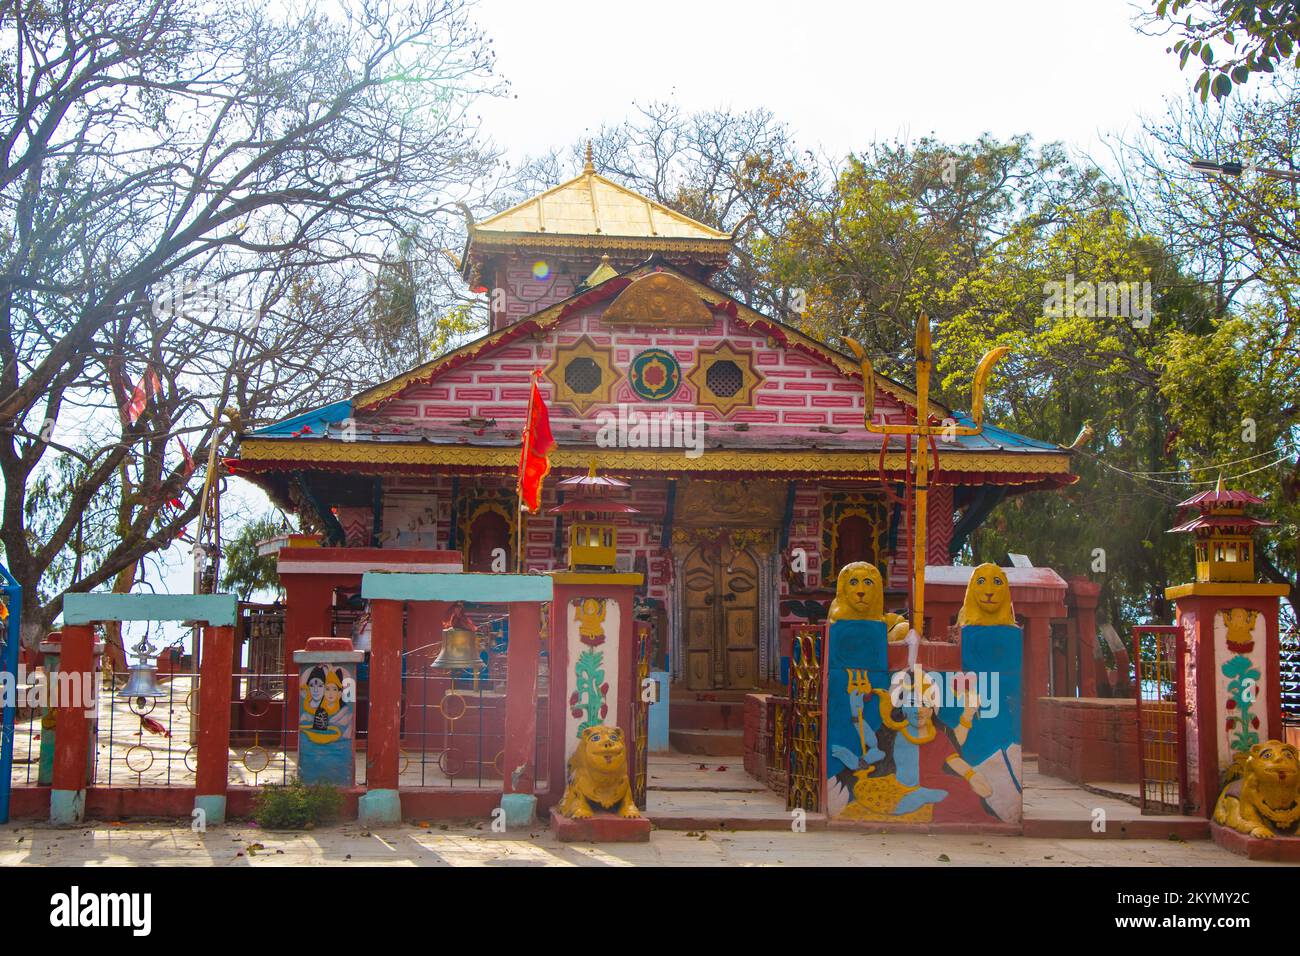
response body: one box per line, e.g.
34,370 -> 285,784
1165,481 -> 1289,816
1170,481 -> 1274,583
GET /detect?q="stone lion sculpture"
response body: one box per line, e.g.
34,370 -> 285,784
558,725 -> 641,820
827,562 -> 909,641
1214,740 -> 1300,839
957,563 -> 1016,626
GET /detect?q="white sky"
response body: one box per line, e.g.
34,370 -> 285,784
151,0 -> 1198,611
471,0 -> 1189,165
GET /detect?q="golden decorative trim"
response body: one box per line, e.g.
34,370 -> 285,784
670,526 -> 776,555
686,340 -> 764,418
603,272 -> 715,327
543,334 -> 622,416
549,572 -> 645,585
238,437 -> 1075,477
1164,582 -> 1290,599
469,233 -> 732,255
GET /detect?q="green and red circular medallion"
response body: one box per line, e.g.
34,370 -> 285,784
629,348 -> 681,401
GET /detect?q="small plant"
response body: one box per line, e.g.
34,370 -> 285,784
253,778 -> 344,830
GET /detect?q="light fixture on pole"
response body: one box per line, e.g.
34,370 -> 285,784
1189,158 -> 1300,182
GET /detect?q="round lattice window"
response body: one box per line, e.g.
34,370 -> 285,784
705,359 -> 744,398
565,357 -> 602,394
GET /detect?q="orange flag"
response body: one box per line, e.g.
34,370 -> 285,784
517,372 -> 555,514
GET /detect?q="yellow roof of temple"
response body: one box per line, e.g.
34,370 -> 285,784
474,172 -> 728,241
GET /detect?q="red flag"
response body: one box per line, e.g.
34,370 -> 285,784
517,373 -> 555,514
177,437 -> 195,478
125,368 -> 162,425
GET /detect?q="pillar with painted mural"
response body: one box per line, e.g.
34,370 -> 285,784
1164,482 -> 1288,818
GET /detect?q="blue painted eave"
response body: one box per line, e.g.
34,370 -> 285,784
950,412 -> 1062,452
252,400 -> 353,438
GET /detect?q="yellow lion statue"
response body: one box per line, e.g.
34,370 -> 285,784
827,562 -> 908,640
1214,740 -> 1300,839
957,562 -> 1016,626
558,725 -> 641,820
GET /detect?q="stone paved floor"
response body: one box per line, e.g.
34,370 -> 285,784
0,821 -> 1287,866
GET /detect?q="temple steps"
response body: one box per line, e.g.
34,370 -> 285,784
668,728 -> 746,756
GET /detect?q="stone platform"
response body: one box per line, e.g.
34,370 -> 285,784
1211,822 -> 1300,861
640,754 -> 1211,839
549,808 -> 651,842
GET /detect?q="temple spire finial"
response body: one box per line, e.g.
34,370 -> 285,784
583,140 -> 594,174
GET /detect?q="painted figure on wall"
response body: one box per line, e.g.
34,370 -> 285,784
298,661 -> 356,785
946,563 -> 1023,823
839,667 -> 993,822
824,561 -> 1025,825
825,563 -> 890,819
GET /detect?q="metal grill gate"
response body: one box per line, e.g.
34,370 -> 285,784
1133,624 -> 1188,813
786,626 -> 822,812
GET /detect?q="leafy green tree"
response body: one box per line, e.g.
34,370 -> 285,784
220,514 -> 288,602
1146,1 -> 1300,100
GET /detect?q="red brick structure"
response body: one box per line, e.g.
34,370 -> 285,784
1036,697 -> 1139,784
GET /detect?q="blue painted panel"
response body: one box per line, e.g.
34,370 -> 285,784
952,623 -> 1023,767
648,671 -> 670,752
64,593 -> 237,626
825,620 -> 888,787
361,572 -> 553,603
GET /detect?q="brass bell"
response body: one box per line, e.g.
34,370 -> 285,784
431,626 -> 482,670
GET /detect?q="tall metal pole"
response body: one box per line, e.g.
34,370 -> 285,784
911,318 -> 931,635
516,374 -> 537,573
845,315 -> 1009,638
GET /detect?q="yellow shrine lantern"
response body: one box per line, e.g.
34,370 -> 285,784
551,468 -> 638,572
1168,480 -> 1274,583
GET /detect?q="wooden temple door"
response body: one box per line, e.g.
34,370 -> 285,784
467,510 -> 511,573
682,546 -> 759,690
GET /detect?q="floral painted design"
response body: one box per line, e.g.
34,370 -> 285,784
570,648 -> 610,738
1221,654 -> 1262,753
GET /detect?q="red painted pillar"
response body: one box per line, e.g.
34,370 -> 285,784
403,600 -> 447,748
502,601 -> 541,794
367,598 -> 403,792
1067,578 -> 1102,697
196,625 -> 234,823
50,624 -> 95,824
282,576 -> 336,735
1022,612 -> 1052,755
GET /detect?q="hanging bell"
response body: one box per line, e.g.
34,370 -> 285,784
431,626 -> 482,670
119,662 -> 165,700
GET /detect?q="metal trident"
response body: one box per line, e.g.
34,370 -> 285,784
844,314 -> 1009,636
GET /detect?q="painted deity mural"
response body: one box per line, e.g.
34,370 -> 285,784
824,563 -> 1023,825
565,597 -> 620,755
298,661 -> 358,786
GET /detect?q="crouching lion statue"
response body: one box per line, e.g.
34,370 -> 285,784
558,724 -> 641,820
1214,740 -> 1300,839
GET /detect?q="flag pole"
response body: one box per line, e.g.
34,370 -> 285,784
516,372 -> 538,573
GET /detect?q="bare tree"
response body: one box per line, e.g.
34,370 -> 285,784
0,0 -> 503,647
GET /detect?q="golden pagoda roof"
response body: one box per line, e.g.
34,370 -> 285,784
472,165 -> 730,243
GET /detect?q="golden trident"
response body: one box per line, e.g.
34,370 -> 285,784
844,315 -> 1008,636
